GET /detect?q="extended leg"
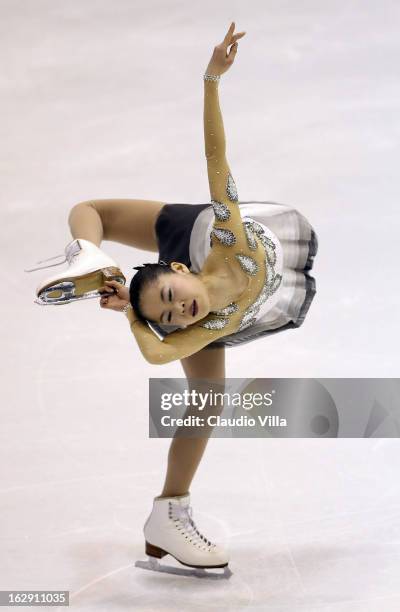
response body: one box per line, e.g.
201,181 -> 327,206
31,198 -> 166,305
159,346 -> 225,498
68,198 -> 165,250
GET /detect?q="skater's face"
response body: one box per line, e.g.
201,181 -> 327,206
139,262 -> 211,328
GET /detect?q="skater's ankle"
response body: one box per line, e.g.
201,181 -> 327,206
157,490 -> 190,499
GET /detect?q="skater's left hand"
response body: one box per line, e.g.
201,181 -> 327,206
205,22 -> 246,77
99,279 -> 130,312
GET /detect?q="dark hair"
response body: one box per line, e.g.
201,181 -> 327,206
129,261 -> 175,324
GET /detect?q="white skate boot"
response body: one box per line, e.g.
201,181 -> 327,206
24,238 -> 126,306
135,493 -> 232,579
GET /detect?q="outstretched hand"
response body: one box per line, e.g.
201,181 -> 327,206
206,21 -> 246,77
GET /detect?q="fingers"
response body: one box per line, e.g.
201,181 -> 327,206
225,21 -> 235,40
100,294 -> 118,308
100,280 -> 118,306
100,278 -> 127,308
102,280 -> 120,294
104,279 -> 121,288
223,22 -> 246,48
229,42 -> 238,57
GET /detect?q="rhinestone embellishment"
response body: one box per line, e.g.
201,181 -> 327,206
260,234 -> 277,266
211,199 -> 231,222
235,253 -> 259,276
226,173 -> 238,201
210,302 -> 239,316
243,223 -> 258,251
268,272 -> 282,294
238,315 -> 257,333
211,227 -> 236,246
245,220 -> 264,236
235,223 -> 283,333
204,201 -> 283,336
199,317 -> 230,330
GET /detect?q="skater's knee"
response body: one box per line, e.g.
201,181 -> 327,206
68,201 -> 101,227
68,201 -> 85,220
69,200 -> 95,216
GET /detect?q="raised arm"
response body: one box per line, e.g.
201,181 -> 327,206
123,24 -> 248,365
203,24 -> 248,253
204,77 -> 248,252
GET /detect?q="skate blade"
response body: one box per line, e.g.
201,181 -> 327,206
34,268 -> 126,305
135,557 -> 233,580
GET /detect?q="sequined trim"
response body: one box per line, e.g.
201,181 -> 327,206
243,222 -> 258,251
211,199 -> 231,222
269,272 -> 282,294
202,213 -> 282,335
235,253 -> 259,276
259,234 -> 277,266
236,222 -> 283,333
199,317 -> 230,330
226,173 -> 238,202
210,302 -> 239,316
237,315 -> 258,333
211,227 -> 236,246
245,220 -> 264,236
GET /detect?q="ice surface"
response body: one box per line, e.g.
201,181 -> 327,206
2,0 -> 400,610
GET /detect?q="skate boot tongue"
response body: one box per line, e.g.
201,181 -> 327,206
170,497 -> 216,549
65,239 -> 82,263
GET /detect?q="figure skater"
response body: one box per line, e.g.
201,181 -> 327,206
25,22 -> 318,578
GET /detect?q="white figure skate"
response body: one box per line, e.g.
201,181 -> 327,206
135,493 -> 232,579
24,238 -> 126,306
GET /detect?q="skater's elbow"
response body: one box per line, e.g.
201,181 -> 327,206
139,345 -> 164,365
144,348 -> 176,365
145,353 -> 163,365
145,354 -> 171,366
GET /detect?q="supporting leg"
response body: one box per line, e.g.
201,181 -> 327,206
159,346 -> 225,498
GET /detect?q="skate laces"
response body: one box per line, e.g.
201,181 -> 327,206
24,240 -> 81,273
171,504 -> 216,549
24,253 -> 67,273
66,249 -> 80,265
24,249 -> 79,273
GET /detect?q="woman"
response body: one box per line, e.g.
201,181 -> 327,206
25,23 -> 317,578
